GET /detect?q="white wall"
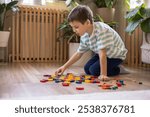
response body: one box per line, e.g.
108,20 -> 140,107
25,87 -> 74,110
144,0 -> 150,8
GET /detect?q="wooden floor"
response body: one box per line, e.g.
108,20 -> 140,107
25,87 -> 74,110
0,63 -> 150,99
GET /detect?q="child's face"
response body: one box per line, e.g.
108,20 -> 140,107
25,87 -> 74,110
69,20 -> 90,36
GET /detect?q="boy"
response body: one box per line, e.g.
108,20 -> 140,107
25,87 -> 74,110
55,5 -> 127,81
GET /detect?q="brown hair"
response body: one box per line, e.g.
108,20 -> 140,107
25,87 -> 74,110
67,5 -> 93,24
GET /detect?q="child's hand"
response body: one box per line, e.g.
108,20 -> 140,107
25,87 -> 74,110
98,75 -> 109,81
55,66 -> 66,76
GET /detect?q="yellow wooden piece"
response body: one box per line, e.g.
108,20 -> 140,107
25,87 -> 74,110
64,81 -> 71,84
60,76 -> 65,80
48,78 -> 53,81
75,77 -> 81,81
85,75 -> 91,79
67,74 -> 74,79
85,80 -> 91,83
65,79 -> 71,82
51,75 -> 56,78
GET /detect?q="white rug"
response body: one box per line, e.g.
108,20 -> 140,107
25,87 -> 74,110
15,90 -> 150,100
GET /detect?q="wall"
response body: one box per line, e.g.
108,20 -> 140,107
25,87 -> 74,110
144,0 -> 150,8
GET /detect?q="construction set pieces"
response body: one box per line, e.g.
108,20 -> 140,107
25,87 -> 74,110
40,73 -> 125,90
98,80 -> 125,90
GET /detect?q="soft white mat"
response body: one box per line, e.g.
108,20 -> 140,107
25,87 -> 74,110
15,90 -> 150,100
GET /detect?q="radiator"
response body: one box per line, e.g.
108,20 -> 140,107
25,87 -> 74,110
124,27 -> 150,68
12,6 -> 68,62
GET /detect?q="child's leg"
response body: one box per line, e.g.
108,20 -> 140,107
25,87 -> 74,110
84,54 -> 99,75
87,58 -> 123,76
88,60 -> 100,76
107,58 -> 123,76
84,55 -> 123,76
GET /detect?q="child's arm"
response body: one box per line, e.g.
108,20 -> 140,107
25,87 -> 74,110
64,52 -> 83,68
55,52 -> 83,75
99,49 -> 109,81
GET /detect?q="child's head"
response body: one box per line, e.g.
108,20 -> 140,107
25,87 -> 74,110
67,5 -> 93,36
68,5 -> 93,24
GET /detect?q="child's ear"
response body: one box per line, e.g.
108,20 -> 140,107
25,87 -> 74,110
86,19 -> 91,25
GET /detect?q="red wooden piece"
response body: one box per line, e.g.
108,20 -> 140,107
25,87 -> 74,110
62,82 -> 69,86
40,79 -> 49,83
76,87 -> 84,90
116,82 -> 122,87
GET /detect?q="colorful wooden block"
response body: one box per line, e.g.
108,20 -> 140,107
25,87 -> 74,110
62,82 -> 70,86
40,79 -> 49,83
76,87 -> 84,90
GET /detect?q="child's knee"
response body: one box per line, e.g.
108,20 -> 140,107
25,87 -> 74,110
89,67 -> 100,76
84,64 -> 90,74
107,67 -> 120,76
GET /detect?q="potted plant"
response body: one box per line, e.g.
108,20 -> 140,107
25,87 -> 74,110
58,18 -> 80,43
0,0 -> 18,47
94,0 -> 117,22
125,4 -> 150,64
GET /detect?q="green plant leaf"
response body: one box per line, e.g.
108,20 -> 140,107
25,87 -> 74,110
107,21 -> 117,27
105,0 -> 117,8
0,3 -> 6,14
145,8 -> 150,17
125,0 -> 130,10
141,18 -> 150,33
125,19 -> 143,34
94,14 -> 104,22
57,16 -> 80,43
130,13 -> 143,22
105,0 -> 111,8
6,1 -> 18,11
94,0 -> 107,8
125,4 -> 145,19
